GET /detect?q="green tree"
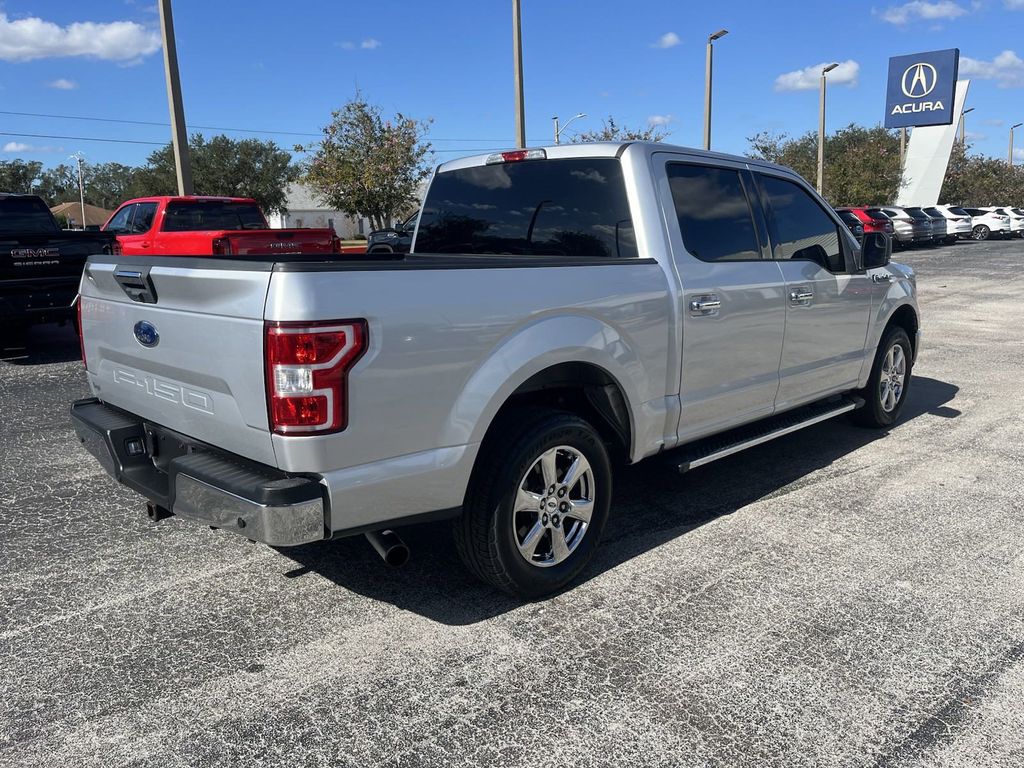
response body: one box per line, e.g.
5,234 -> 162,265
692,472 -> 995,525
571,116 -> 667,143
135,134 -> 299,213
35,163 -> 79,207
0,159 -> 43,194
941,143 -> 1024,206
299,96 -> 432,231
747,124 -> 902,206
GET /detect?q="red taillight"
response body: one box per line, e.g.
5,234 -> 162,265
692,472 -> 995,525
264,320 -> 367,435
212,237 -> 233,256
485,148 -> 547,165
77,296 -> 87,369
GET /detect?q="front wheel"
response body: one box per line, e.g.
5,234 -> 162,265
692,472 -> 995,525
454,409 -> 612,599
972,224 -> 990,241
853,326 -> 913,428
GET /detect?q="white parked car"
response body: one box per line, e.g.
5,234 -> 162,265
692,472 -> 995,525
965,208 -> 1011,240
930,205 -> 973,241
1004,207 -> 1024,237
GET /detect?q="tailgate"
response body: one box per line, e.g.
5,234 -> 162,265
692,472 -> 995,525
79,257 -> 277,466
227,229 -> 335,255
0,234 -> 96,282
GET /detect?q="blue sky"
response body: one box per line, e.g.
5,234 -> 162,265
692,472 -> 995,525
1,0 -> 1022,170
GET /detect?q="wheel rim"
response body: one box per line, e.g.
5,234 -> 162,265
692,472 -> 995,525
512,445 -> 595,568
972,225 -> 988,240
879,344 -> 907,413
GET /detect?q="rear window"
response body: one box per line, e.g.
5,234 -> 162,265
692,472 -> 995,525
162,201 -> 266,232
947,207 -> 970,216
836,211 -> 861,226
415,158 -> 637,258
903,207 -> 929,220
0,196 -> 60,235
864,208 -> 891,221
923,207 -> 942,217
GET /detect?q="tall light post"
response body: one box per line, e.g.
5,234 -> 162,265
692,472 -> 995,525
553,112 -> 586,144
158,0 -> 193,195
816,62 -> 839,196
512,0 -> 526,148
703,29 -> 728,151
959,107 -> 974,146
70,152 -> 86,230
1010,123 -> 1023,167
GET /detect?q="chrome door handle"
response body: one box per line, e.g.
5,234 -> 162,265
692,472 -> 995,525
789,288 -> 813,305
689,295 -> 721,316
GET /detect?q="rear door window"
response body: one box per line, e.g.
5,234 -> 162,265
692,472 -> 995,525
162,201 -> 266,231
415,158 -> 637,258
130,202 -> 158,233
666,164 -> 761,262
756,174 -> 845,272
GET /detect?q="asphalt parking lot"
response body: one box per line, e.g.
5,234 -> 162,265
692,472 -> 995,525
2,238 -> 1023,767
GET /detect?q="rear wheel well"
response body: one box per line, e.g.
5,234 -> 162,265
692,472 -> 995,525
482,363 -> 632,464
887,305 -> 919,357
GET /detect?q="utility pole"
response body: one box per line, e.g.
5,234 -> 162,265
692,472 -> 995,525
817,63 -> 838,196
512,0 -> 526,148
703,29 -> 728,151
959,107 -> 974,146
1010,123 -> 1022,167
71,153 -> 86,230
158,0 -> 193,195
553,116 -> 559,145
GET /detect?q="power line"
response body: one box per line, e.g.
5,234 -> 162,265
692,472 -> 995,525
0,131 -> 164,146
0,110 -> 514,142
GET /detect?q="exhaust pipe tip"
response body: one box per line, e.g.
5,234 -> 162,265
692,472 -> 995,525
365,529 -> 410,568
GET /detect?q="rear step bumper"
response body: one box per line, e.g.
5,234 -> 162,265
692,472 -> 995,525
70,398 -> 325,546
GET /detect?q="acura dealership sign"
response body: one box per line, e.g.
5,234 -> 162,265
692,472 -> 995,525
884,48 -> 959,128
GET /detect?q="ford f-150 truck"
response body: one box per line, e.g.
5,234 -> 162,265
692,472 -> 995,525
102,196 -> 342,256
1,193 -> 117,332
71,143 -> 920,598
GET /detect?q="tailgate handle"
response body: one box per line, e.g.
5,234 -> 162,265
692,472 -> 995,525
114,266 -> 159,304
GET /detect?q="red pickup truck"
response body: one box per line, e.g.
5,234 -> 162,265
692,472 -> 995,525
102,196 -> 354,256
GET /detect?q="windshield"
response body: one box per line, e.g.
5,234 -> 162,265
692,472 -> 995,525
0,196 -> 60,235
416,158 -> 637,258
162,201 -> 267,232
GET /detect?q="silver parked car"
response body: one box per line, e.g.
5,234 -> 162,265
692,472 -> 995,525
879,206 -> 932,246
920,207 -> 951,244
932,205 -> 973,240
71,142 -> 921,598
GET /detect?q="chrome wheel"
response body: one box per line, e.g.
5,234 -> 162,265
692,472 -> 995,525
972,224 -> 990,241
879,344 -> 907,413
513,445 -> 595,568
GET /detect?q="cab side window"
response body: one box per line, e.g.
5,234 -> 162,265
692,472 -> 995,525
104,204 -> 133,233
758,175 -> 845,272
667,163 -> 761,262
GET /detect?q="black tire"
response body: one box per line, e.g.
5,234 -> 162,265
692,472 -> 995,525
453,408 -> 612,599
853,326 -> 913,428
367,244 -> 394,254
972,224 -> 990,241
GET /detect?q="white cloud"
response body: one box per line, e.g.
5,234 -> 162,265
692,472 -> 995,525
879,1 -> 970,24
960,50 -> 1024,87
0,12 -> 160,62
774,60 -> 860,91
647,114 -> 673,127
1005,0 -> 1024,8
340,38 -> 381,51
651,32 -> 680,49
981,118 -> 1005,126
47,78 -> 77,89
2,141 -> 61,152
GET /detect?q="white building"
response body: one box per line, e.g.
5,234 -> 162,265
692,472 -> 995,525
265,183 -> 372,238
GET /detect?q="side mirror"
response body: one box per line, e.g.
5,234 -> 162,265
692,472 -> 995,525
862,232 -> 892,270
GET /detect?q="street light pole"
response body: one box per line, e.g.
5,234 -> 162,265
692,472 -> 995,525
553,112 -> 586,145
960,107 -> 974,146
817,62 -> 838,196
71,153 -> 86,230
512,0 -> 526,148
1010,123 -> 1022,167
158,0 -> 193,195
703,29 -> 728,151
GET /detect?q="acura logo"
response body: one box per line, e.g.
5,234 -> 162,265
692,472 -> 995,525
901,62 -> 937,99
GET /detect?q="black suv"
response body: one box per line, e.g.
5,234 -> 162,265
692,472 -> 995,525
367,212 -> 418,254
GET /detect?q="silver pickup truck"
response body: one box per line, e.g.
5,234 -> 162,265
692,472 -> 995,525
71,142 -> 920,598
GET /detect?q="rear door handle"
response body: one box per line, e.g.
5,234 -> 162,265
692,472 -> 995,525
789,287 -> 813,306
689,295 -> 721,316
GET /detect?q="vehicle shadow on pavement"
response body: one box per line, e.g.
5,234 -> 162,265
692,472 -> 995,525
280,376 -> 960,625
0,323 -> 81,366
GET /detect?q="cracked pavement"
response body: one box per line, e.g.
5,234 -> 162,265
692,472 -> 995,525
1,238 -> 1022,767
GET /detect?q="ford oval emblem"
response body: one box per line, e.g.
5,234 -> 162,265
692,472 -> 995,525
133,320 -> 160,348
